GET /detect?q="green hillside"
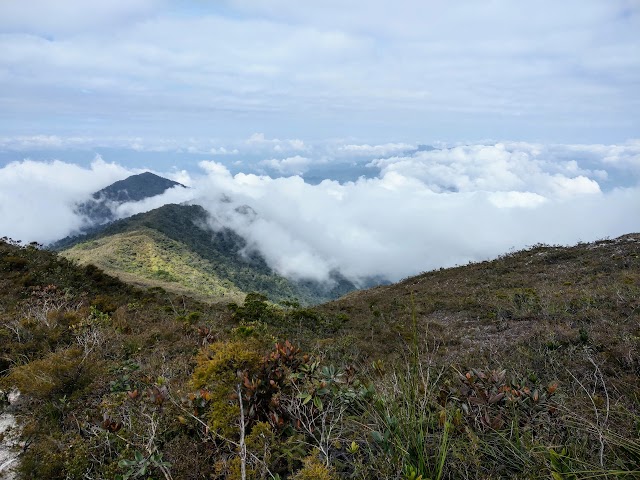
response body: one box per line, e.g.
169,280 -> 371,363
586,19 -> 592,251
62,227 -> 245,304
57,203 -> 357,305
1,235 -> 639,479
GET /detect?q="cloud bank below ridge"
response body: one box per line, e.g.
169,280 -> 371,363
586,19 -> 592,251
0,140 -> 638,283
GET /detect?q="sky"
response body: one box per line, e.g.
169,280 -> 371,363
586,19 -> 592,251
0,0 -> 639,143
0,1 -> 639,284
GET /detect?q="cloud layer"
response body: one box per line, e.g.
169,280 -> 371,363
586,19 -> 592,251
1,141 -> 638,284
0,1 -> 638,142
0,157 -> 134,243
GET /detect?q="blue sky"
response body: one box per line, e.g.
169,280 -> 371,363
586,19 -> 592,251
0,0 -> 638,146
0,1 -> 639,282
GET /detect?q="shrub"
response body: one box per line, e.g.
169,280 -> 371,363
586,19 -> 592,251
191,340 -> 262,437
229,292 -> 282,325
2,255 -> 28,271
3,347 -> 95,400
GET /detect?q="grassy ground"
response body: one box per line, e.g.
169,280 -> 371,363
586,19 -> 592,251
0,234 -> 639,479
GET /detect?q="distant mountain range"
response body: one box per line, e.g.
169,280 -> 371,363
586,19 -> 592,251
52,172 -> 361,305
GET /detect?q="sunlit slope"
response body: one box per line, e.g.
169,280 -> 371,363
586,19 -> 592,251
61,227 -> 245,303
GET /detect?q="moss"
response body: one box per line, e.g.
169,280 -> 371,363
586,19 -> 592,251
18,435 -> 67,479
2,348 -> 96,400
191,340 -> 262,438
18,432 -> 90,480
292,453 -> 337,480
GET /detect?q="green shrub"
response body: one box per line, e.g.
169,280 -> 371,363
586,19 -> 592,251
3,348 -> 95,400
2,255 -> 28,271
191,340 -> 262,437
229,292 -> 282,325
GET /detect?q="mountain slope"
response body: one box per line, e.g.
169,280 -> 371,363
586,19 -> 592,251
316,233 -> 640,360
91,171 -> 184,203
60,203 -> 356,304
62,227 -> 245,304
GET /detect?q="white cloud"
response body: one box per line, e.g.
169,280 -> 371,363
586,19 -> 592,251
340,143 -> 415,156
0,135 -> 95,150
184,141 -> 639,282
287,139 -> 306,151
259,156 -> 311,175
184,160 -> 638,283
224,1 -> 631,42
246,133 -> 268,145
1,141 -> 638,286
369,143 -> 609,197
210,146 -> 239,156
113,185 -> 194,219
166,169 -> 192,186
0,1 -> 638,141
0,0 -> 160,36
0,157 -> 133,243
246,133 -> 307,152
570,141 -> 640,172
488,191 -> 547,209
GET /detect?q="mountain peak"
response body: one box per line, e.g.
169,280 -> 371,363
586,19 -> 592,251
92,171 -> 185,203
71,172 -> 186,227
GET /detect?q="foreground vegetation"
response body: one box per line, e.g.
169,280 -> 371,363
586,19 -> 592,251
1,235 -> 639,479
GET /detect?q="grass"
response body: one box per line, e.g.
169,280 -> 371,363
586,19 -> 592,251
317,235 -> 640,364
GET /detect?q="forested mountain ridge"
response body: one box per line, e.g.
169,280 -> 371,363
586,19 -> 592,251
59,203 -> 357,305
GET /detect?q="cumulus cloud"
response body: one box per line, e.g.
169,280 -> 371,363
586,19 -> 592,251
181,158 -> 638,283
259,156 -> 312,175
0,157 -> 134,243
1,141 -> 639,285
181,141 -> 640,282
368,143 -> 606,197
340,143 -> 415,156
210,147 -> 239,156
246,133 -> 308,153
563,140 -> 640,173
